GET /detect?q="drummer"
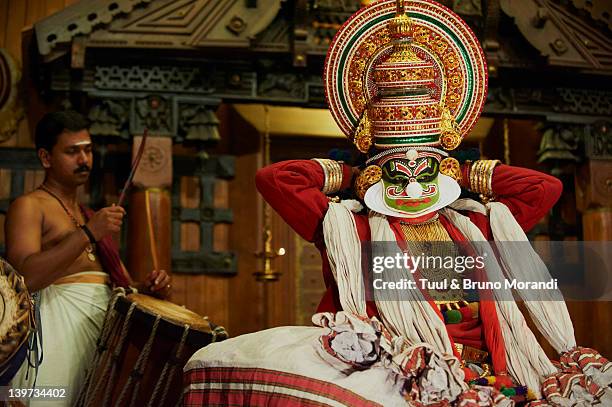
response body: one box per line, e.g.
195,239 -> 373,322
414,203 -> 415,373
4,110 -> 171,405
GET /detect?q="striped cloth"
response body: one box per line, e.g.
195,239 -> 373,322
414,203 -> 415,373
184,367 -> 382,407
183,326 -> 406,407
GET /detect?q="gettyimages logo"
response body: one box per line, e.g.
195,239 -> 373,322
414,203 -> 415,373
372,252 -> 486,274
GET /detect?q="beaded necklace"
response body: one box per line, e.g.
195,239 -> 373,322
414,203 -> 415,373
38,184 -> 96,262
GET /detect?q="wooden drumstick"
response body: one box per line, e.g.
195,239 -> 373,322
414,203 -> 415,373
144,189 -> 160,273
117,128 -> 149,207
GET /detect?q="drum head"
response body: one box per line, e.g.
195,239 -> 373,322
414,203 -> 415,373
126,293 -> 212,333
0,258 -> 32,372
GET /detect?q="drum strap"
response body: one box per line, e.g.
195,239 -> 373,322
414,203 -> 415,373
25,291 -> 44,387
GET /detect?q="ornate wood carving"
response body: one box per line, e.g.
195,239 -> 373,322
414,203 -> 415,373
134,95 -> 172,136
500,0 -> 612,72
35,0 -> 152,57
575,121 -> 612,211
132,136 -> 173,188
570,0 -> 612,31
292,0 -> 309,67
35,0 -> 282,57
87,94 -> 222,141
307,0 -> 360,55
178,102 -> 220,143
93,65 -> 214,94
585,121 -> 612,160
88,98 -> 131,139
537,124 -> 581,166
486,87 -> 612,121
534,120 -> 611,216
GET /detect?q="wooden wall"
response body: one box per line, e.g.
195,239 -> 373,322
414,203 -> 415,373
0,0 -> 77,148
0,0 -> 71,259
169,105 -> 327,337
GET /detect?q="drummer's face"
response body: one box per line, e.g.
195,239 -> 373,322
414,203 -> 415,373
40,130 -> 93,187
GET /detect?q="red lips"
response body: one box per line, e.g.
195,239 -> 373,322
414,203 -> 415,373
395,197 -> 432,206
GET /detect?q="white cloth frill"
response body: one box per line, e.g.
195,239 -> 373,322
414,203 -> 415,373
186,311 -> 514,407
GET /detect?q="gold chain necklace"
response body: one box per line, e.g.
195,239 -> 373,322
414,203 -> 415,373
399,216 -> 450,242
39,185 -> 96,262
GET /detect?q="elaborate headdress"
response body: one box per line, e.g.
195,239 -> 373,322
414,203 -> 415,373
324,0 -> 487,215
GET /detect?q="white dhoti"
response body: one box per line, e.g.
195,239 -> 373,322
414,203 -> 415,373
11,271 -> 111,406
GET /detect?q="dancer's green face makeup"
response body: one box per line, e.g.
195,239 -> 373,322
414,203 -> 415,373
381,155 -> 440,213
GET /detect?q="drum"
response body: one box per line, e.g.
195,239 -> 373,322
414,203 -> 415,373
0,257 -> 33,386
76,288 -> 227,407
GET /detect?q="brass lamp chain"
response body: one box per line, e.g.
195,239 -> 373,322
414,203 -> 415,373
263,105 -> 271,231
253,105 -> 284,282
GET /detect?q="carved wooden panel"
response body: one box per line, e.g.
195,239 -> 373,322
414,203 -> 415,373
571,0 -> 612,31
132,135 -> 173,188
500,0 -> 612,71
34,0 -> 152,56
88,95 -> 221,142
35,0 -> 282,56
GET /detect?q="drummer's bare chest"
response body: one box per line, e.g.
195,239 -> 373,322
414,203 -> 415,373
40,204 -> 87,250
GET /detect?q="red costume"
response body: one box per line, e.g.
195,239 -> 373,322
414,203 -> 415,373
256,160 -> 562,376
183,0 -> 611,402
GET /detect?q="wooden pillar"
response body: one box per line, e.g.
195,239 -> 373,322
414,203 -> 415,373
573,122 -> 612,358
126,136 -> 173,286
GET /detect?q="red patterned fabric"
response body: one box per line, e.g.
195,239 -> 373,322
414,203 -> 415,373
255,160 -> 562,379
81,205 -> 131,288
183,367 -> 382,407
536,347 -> 612,404
559,346 -> 612,374
525,401 -> 551,407
452,388 -> 509,407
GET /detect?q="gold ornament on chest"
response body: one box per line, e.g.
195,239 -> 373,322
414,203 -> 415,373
399,218 -> 467,305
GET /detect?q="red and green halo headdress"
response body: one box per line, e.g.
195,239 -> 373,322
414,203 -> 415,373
324,0 -> 487,151
324,0 -> 487,215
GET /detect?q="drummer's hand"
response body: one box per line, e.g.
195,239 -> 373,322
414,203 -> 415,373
147,269 -> 171,298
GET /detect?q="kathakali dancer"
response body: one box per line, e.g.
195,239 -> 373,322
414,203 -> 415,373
185,1 -> 611,405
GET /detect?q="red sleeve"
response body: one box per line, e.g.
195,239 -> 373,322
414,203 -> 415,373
490,164 -> 562,232
255,160 -> 353,242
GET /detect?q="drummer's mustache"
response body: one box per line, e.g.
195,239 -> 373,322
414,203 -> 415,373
75,165 -> 91,173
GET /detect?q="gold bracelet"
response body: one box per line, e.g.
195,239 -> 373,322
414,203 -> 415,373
484,160 -> 500,196
312,159 -> 343,194
469,160 -> 500,198
326,160 -> 342,193
479,161 -> 488,195
313,158 -> 329,190
469,160 -> 482,194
